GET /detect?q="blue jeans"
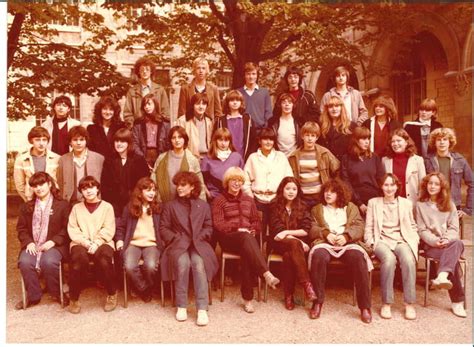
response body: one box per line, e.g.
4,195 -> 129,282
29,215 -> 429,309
374,242 -> 416,304
18,248 -> 62,301
175,248 -> 208,310
123,245 -> 160,293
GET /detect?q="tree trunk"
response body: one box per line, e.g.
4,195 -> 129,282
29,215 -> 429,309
7,12 -> 26,70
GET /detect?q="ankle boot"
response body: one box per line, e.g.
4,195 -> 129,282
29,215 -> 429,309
284,294 -> 295,310
302,281 -> 317,301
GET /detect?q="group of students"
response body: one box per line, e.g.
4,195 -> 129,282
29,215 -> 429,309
13,57 -> 472,327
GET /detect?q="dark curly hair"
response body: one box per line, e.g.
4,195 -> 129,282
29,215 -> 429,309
272,177 -> 307,230
129,177 -> 161,218
172,171 -> 202,199
320,178 -> 352,208
92,96 -> 122,126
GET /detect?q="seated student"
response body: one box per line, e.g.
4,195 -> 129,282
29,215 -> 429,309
320,65 -> 369,126
317,95 -> 356,162
341,126 -> 385,216
269,93 -> 300,157
425,128 -> 473,219
201,127 -> 244,201
214,89 -> 256,160
56,126 -> 104,204
151,126 -> 206,203
41,95 -> 81,155
115,177 -> 163,303
67,176 -> 117,314
160,172 -> 218,326
415,172 -> 467,318
16,172 -> 70,310
364,173 -> 419,321
288,121 -> 340,208
177,93 -> 214,159
132,93 -> 170,170
361,95 -> 402,158
268,177 -> 316,311
212,167 -> 280,314
87,96 -> 126,159
382,128 -> 426,205
403,98 -> 443,159
308,178 -> 372,323
101,128 -> 149,219
14,126 -> 60,202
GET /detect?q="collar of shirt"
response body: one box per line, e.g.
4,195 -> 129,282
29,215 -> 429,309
244,84 -> 259,91
73,149 -> 88,167
227,114 -> 243,119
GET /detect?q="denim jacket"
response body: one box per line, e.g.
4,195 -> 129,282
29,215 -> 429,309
425,152 -> 473,215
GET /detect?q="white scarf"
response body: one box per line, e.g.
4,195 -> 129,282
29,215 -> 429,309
217,149 -> 232,161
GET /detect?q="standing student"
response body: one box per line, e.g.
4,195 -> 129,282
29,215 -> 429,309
123,56 -> 170,127
214,89 -> 256,160
270,93 -> 300,157
317,95 -> 356,161
341,126 -> 385,215
425,128 -> 472,218
273,66 -> 320,125
16,172 -> 70,310
415,173 -> 467,318
87,96 -> 126,159
132,94 -> 170,170
237,62 -> 273,134
151,126 -> 206,203
268,177 -> 316,311
115,178 -> 163,303
160,172 -> 218,326
320,66 -> 368,126
288,121 -> 340,208
382,128 -> 426,205
67,176 -> 117,314
364,173 -> 419,320
177,57 -> 222,121
362,95 -> 402,158
177,93 -> 214,159
14,126 -> 60,202
56,126 -> 104,204
201,128 -> 244,201
41,95 -> 81,155
403,98 -> 443,158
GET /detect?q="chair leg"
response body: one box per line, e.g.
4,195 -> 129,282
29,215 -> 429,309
424,258 -> 430,307
220,258 -> 225,302
352,281 -> 356,307
160,280 -> 165,307
20,274 -> 27,310
257,278 -> 261,302
59,262 -> 64,308
208,281 -> 212,305
170,281 -> 175,307
462,260 -> 467,310
369,270 -> 372,298
123,269 -> 128,308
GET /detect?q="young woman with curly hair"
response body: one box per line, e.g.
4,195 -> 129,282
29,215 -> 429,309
268,176 -> 316,311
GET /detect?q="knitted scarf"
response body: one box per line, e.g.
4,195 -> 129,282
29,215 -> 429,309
32,195 -> 53,270
156,151 -> 189,203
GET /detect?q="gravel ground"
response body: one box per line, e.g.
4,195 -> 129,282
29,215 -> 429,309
4,217 -> 473,344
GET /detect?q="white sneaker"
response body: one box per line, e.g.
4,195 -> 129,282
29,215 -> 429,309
176,307 -> 187,321
452,302 -> 467,318
404,304 -> 416,320
431,278 -> 453,290
196,309 -> 209,326
380,304 -> 392,319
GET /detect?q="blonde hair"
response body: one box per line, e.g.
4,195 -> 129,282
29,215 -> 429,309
428,127 -> 457,150
301,121 -> 321,137
222,166 -> 246,190
192,57 -> 209,74
320,96 -> 352,138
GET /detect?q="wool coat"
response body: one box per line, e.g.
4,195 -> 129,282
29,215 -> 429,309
41,116 -> 81,152
159,197 -> 218,282
17,198 -> 71,259
403,118 -> 443,157
86,122 -> 126,159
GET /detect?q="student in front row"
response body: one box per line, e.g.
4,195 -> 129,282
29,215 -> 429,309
16,172 -> 70,310
67,176 -> 117,314
288,121 -> 340,208
56,126 -> 104,204
160,171 -> 218,326
14,126 -> 60,202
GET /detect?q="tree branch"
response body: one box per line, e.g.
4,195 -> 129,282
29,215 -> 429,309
259,33 -> 302,61
216,26 -> 236,66
7,12 -> 26,70
209,0 -> 229,24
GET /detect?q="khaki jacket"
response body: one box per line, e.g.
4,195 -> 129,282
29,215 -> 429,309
177,116 -> 213,158
177,80 -> 223,120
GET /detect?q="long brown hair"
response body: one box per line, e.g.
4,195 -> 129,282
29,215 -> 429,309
385,128 -> 417,158
348,126 -> 372,159
320,96 -> 352,138
207,128 -> 236,159
273,177 -> 307,230
418,172 -> 452,212
129,177 -> 161,218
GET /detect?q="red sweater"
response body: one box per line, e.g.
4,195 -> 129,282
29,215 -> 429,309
211,191 -> 261,235
393,152 -> 409,197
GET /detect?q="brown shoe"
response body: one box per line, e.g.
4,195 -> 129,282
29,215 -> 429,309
309,302 -> 322,319
14,298 -> 40,310
68,300 -> 81,314
104,293 -> 117,312
361,308 -> 372,324
284,295 -> 295,310
303,282 -> 317,301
